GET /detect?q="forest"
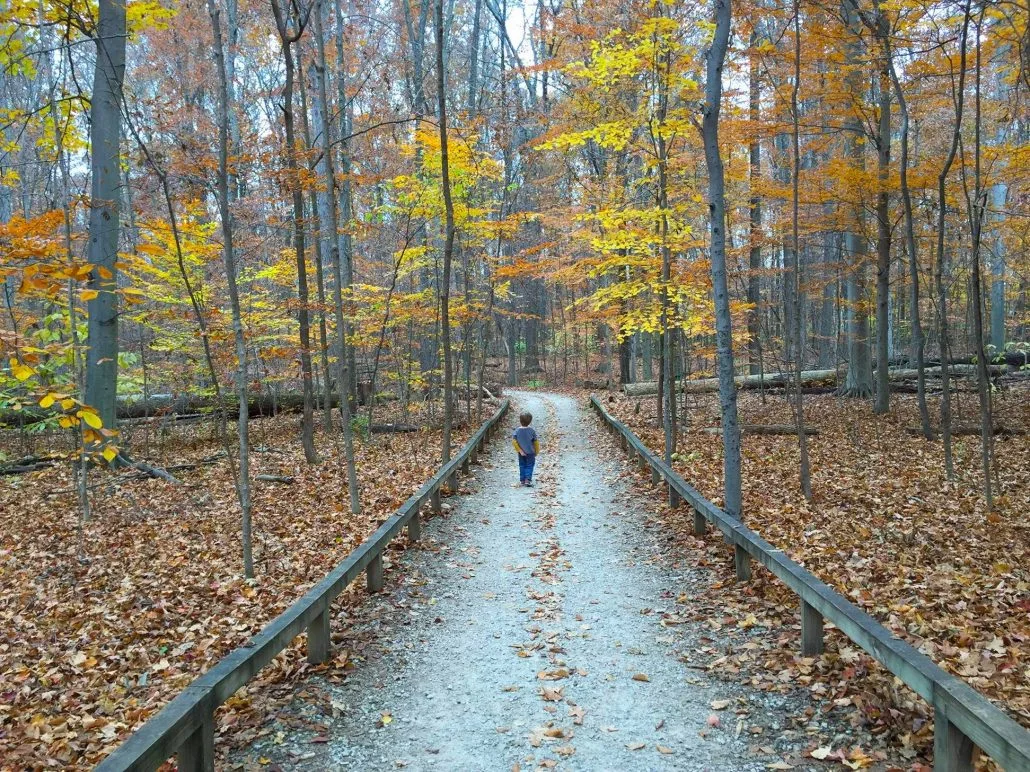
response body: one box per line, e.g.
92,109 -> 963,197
0,0 -> 1028,765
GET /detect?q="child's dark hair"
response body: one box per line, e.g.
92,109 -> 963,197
519,411 -> 532,427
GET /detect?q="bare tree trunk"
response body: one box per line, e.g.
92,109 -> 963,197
840,0 -> 873,399
934,0 -> 972,480
748,31 -> 763,376
873,35 -> 892,414
989,180 -> 1007,350
467,0 -> 483,112
656,31 -> 675,464
967,16 -> 994,508
208,0 -> 253,577
299,54 -> 334,434
84,0 -> 126,435
435,0 -> 455,466
313,0 -> 361,511
884,18 -> 932,438
332,1 -> 359,411
703,0 -> 742,520
271,0 -> 318,464
789,0 -> 812,500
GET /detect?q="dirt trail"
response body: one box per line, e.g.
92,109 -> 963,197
236,393 -> 832,770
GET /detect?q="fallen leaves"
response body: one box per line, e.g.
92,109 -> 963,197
537,668 -> 570,681
630,672 -> 650,682
608,389 -> 1030,763
0,407 -> 478,768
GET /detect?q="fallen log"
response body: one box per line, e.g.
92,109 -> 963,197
699,424 -> 819,436
255,474 -> 295,484
624,369 -> 839,397
0,455 -> 59,476
625,363 -> 1010,397
904,425 -> 1025,437
118,454 -> 183,485
888,364 -> 1007,379
371,423 -> 420,434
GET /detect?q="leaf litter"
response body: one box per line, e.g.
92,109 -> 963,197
604,388 -> 1030,767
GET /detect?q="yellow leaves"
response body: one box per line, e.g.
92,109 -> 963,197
9,358 -> 34,381
80,289 -> 99,301
102,446 -> 119,463
537,121 -> 635,153
77,409 -> 103,430
126,0 -> 178,38
120,287 -> 146,306
136,243 -> 164,257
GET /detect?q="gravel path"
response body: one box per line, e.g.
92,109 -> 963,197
235,392 -> 835,771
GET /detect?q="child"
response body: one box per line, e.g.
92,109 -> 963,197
512,411 -> 540,487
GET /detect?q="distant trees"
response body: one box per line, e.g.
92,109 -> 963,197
0,0 -> 1026,538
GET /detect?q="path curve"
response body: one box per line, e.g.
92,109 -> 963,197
237,393 -> 825,771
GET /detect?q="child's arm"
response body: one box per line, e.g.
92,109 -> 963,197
513,438 -> 525,456
532,438 -> 540,454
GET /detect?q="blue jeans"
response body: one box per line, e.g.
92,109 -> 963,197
518,453 -> 536,483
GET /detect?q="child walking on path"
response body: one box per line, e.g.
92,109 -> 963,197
512,412 -> 540,487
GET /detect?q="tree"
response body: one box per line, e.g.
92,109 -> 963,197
702,0 -> 742,522
83,0 -> 127,435
436,0 -> 456,467
270,0 -> 318,465
208,0 -> 253,576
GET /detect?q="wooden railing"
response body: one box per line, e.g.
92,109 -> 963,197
590,395 -> 1030,772
97,400 -> 510,772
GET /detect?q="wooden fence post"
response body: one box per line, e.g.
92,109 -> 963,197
800,599 -> 824,656
408,512 -> 421,542
933,709 -> 974,772
668,483 -> 681,508
651,466 -> 661,485
367,552 -> 384,593
431,488 -> 442,514
734,545 -> 752,582
177,714 -> 214,772
306,607 -> 331,664
693,511 -> 707,536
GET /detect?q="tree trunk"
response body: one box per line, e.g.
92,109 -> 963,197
435,0 -> 455,466
840,0 -> 873,399
271,0 -> 318,464
84,0 -> 127,435
934,0 -> 972,480
318,0 -> 361,513
968,19 -> 994,509
789,0 -> 812,500
883,11 -> 932,438
208,0 -> 253,577
748,32 -> 763,375
702,0 -> 742,520
873,40 -> 892,414
989,180 -> 1007,349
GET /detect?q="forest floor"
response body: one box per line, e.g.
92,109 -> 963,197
0,400 -> 490,769
233,392 -> 908,772
602,384 -> 1030,765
